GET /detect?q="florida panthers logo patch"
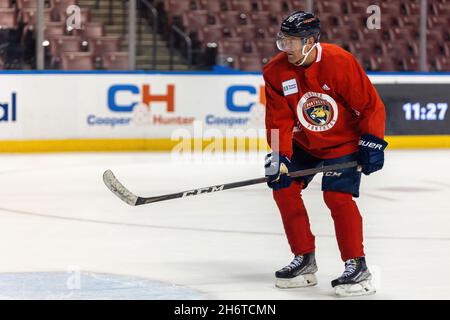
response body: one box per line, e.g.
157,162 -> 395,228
297,92 -> 338,132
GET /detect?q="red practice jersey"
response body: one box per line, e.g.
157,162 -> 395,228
263,42 -> 386,159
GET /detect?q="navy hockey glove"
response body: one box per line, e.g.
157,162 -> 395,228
265,152 -> 292,190
358,134 -> 388,175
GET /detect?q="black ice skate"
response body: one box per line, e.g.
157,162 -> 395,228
331,257 -> 376,297
275,252 -> 318,288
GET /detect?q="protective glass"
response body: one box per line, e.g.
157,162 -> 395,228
276,32 -> 304,52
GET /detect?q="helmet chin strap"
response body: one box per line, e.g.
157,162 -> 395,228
294,42 -> 317,66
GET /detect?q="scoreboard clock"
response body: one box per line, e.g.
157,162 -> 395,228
375,84 -> 450,135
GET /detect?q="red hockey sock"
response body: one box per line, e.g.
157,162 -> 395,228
323,191 -> 365,261
273,181 -> 315,255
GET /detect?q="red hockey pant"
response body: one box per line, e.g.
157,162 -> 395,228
273,181 -> 364,261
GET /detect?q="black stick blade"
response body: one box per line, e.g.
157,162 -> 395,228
103,170 -> 139,206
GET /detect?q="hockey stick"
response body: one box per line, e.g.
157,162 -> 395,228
103,161 -> 359,206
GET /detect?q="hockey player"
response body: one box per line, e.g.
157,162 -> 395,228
263,11 -> 387,297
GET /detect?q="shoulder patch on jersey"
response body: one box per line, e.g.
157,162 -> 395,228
282,78 -> 298,96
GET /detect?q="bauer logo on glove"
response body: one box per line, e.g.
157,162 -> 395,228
358,139 -> 385,151
357,134 -> 388,175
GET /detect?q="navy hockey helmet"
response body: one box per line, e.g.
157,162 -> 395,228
280,11 -> 320,42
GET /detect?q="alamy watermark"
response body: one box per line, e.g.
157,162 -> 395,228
66,265 -> 81,290
366,5 -> 381,30
66,5 -> 81,31
169,121 -> 278,167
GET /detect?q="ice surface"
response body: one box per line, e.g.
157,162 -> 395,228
0,150 -> 449,299
0,272 -> 204,299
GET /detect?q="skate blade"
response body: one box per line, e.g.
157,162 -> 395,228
275,273 -> 318,289
334,280 -> 376,297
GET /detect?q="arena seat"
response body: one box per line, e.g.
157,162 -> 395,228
101,52 -> 129,70
49,35 -> 81,57
249,11 -> 272,28
242,39 -> 256,53
61,51 -> 93,70
256,39 -> 278,58
218,38 -> 244,55
235,25 -> 256,40
16,0 -> 40,8
390,27 -> 418,41
289,0 -> 308,12
318,1 -> 343,15
386,14 -> 405,28
341,14 -> 366,29
349,41 -> 384,57
385,41 -> 418,58
435,2 -> 450,16
261,0 -> 291,13
427,28 -> 446,43
380,2 -> 403,16
402,57 -> 419,71
239,54 -> 262,71
198,25 -> 236,44
230,0 -> 257,12
218,11 -> 250,27
329,25 -> 361,42
182,10 -> 217,34
319,13 -> 341,29
0,8 -> 16,28
370,56 -> 402,71
43,22 -> 65,38
89,36 -> 121,58
403,1 -> 421,15
427,16 -> 449,29
165,0 -> 200,16
81,22 -> 104,40
199,0 -> 230,12
427,41 -> 446,60
434,56 -> 450,72
53,0 -> 77,12
20,8 -> 53,24
0,0 -> 11,8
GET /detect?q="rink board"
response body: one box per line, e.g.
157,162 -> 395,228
0,72 -> 449,152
